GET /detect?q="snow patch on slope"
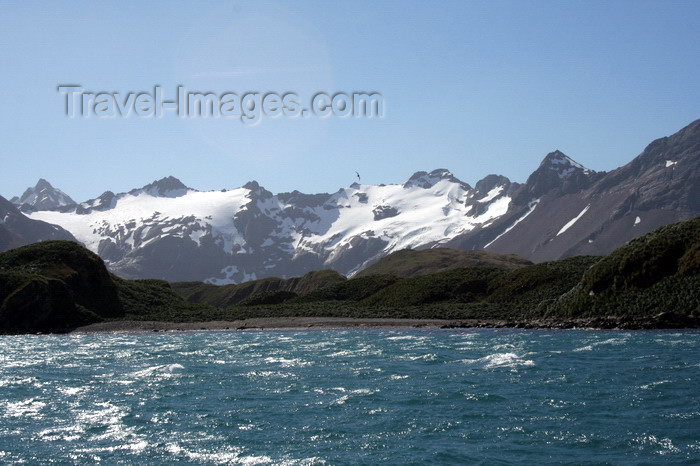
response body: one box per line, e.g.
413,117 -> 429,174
478,186 -> 503,203
557,205 -> 590,236
485,198 -> 540,248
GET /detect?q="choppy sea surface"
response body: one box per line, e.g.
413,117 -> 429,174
1,329 -> 699,464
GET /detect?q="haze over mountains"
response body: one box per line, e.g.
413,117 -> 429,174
3,119 -> 698,284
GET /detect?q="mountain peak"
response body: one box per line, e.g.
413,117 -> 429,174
138,176 -> 190,198
545,149 -> 566,158
403,168 -> 471,190
428,168 -> 454,178
474,174 -> 513,198
242,180 -> 261,190
539,151 -> 591,175
243,180 -> 273,200
35,178 -> 53,190
518,151 -> 596,201
12,179 -> 76,212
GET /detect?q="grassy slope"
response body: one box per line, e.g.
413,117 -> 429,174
235,256 -> 601,321
223,218 -> 699,320
355,248 -> 532,278
551,217 -> 700,317
0,241 -> 219,332
292,275 -> 400,303
0,240 -> 122,317
114,277 -> 224,322
171,269 -> 346,308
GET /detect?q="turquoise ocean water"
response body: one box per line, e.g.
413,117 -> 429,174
0,329 -> 698,464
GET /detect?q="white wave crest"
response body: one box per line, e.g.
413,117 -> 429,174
478,352 -> 535,369
129,363 -> 184,378
573,337 -> 628,352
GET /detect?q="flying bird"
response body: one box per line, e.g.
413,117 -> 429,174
355,171 -> 361,182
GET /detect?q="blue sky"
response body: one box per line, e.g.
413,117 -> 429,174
1,0 -> 699,201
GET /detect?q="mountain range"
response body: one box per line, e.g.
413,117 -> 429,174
2,216 -> 698,333
2,119 -> 698,284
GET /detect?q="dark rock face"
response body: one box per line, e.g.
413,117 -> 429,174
518,150 -> 598,200
112,234 -> 233,283
354,193 -> 369,203
474,175 -> 518,199
373,205 -> 399,220
447,119 -> 700,262
0,195 -> 78,252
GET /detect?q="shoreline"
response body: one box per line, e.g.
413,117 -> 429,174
73,318 -> 463,333
69,313 -> 700,333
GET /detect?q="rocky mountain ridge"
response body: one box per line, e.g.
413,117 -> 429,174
0,195 -> 77,251
10,119 -> 699,283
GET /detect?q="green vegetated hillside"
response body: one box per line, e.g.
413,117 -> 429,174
222,256 -> 601,322
171,219 -> 698,321
0,217 -> 698,333
551,217 -> 700,318
171,269 -> 346,308
0,241 -> 218,333
355,248 -> 533,278
361,256 -> 599,310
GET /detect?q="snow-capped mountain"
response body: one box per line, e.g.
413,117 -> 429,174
18,119 -> 700,283
27,169 -> 517,283
10,179 -> 76,212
